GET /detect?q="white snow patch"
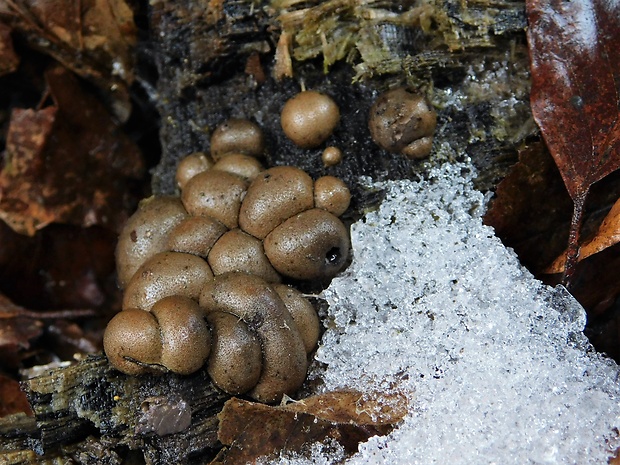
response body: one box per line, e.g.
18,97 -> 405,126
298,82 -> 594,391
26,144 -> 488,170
279,162 -> 620,465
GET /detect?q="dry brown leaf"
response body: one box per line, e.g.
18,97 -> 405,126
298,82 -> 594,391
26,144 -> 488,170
526,0 -> 620,282
2,0 -> 136,120
0,292 -> 97,369
0,221 -> 120,313
213,390 -> 408,464
527,0 -> 620,202
282,389 -> 408,426
273,31 -> 293,80
0,65 -> 143,236
483,141 -> 573,274
547,196 -> 620,274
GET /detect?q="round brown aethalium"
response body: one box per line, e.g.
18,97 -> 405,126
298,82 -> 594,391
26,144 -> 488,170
281,90 -> 340,148
116,196 -> 189,288
207,229 -> 282,283
321,146 -> 343,166
103,296 -> 210,376
314,175 -> 351,217
104,308 -> 162,375
181,170 -> 248,229
151,296 -> 211,375
200,273 -> 308,403
273,284 -> 320,353
368,87 -> 437,159
210,118 -> 265,161
239,166 -> 314,240
264,208 -> 350,280
212,153 -> 264,181
166,216 -> 227,258
122,251 -> 214,311
105,121 -> 352,403
175,152 -> 214,190
205,310 -> 262,395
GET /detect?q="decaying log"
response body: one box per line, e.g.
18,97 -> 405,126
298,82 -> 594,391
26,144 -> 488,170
148,0 -> 530,197
0,355 -> 229,464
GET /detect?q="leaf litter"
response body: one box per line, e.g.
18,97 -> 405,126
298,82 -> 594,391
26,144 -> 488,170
213,390 -> 407,465
0,65 -> 143,236
526,0 -> 620,283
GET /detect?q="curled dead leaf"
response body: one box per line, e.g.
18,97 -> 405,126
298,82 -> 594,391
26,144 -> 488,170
546,196 -> 620,274
483,142 -> 573,274
282,389 -> 408,426
527,0 -> 620,202
213,390 -> 407,464
0,294 -> 44,369
0,292 -> 97,369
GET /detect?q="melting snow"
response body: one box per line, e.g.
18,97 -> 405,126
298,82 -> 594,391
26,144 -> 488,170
282,162 -> 620,464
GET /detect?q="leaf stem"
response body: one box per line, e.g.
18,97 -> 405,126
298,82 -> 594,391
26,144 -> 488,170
563,189 -> 589,287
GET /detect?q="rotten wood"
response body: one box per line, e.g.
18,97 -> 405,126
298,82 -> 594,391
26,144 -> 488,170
0,355 -> 229,464
148,0 -> 530,198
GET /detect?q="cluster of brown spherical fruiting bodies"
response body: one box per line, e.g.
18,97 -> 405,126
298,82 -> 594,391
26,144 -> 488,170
103,118 -> 352,403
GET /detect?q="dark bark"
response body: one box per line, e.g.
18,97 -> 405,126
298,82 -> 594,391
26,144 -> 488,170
0,355 -> 228,463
